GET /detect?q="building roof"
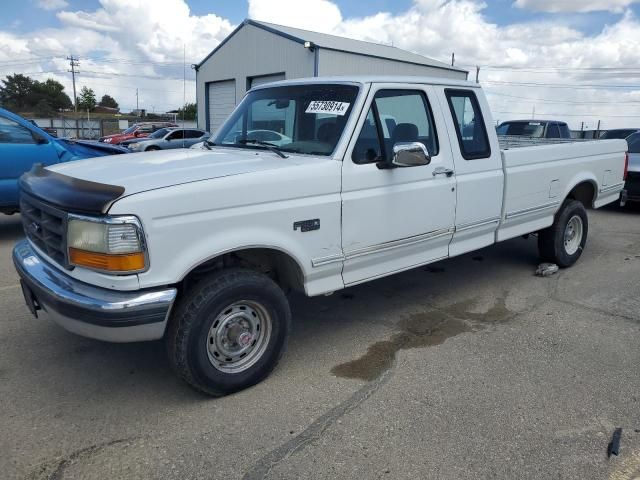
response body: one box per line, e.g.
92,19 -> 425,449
250,75 -> 479,90
197,19 -> 467,74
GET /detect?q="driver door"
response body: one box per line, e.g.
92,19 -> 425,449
341,84 -> 456,285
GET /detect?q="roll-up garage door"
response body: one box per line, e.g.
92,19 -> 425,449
207,80 -> 236,133
249,73 -> 285,89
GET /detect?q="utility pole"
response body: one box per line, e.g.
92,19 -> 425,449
136,88 -> 139,111
532,105 -> 535,119
451,52 -> 455,67
475,66 -> 480,83
67,55 -> 79,112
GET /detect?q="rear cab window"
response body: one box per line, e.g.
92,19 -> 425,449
445,89 -> 490,160
351,89 -> 439,164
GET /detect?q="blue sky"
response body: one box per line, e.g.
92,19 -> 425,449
1,0 -> 640,127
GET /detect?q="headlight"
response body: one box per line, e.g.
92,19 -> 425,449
129,142 -> 143,150
67,216 -> 147,273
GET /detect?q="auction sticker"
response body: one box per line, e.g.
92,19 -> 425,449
305,101 -> 350,116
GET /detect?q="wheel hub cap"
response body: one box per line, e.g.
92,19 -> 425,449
206,301 -> 272,373
563,215 -> 583,256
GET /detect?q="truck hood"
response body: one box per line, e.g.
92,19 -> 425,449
48,147 -> 310,197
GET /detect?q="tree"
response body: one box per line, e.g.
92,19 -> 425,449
77,86 -> 97,111
0,74 -> 72,112
177,102 -> 196,121
98,94 -> 118,109
33,79 -> 72,111
0,74 -> 35,110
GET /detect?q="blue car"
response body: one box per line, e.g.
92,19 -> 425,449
0,107 -> 128,214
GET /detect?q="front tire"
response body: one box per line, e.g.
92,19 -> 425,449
538,199 -> 588,268
166,269 -> 291,396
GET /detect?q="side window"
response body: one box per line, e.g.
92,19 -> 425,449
445,89 -> 490,160
0,117 -> 37,144
627,133 -> 640,154
352,109 -> 382,164
186,130 -> 204,139
559,123 -> 571,139
352,89 -> 439,164
547,123 -> 561,139
167,130 -> 184,140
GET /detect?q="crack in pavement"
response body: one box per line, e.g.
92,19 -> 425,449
29,437 -> 140,480
242,366 -> 394,480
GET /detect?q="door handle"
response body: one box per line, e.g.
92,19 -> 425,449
432,167 -> 454,177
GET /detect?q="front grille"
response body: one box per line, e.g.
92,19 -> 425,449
20,194 -> 68,267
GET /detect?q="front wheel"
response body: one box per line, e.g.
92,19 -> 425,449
166,269 -> 291,396
538,199 -> 588,268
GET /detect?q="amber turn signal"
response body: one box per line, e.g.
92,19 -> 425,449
69,248 -> 145,272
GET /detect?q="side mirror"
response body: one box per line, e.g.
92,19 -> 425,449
134,131 -> 143,137
390,142 -> 431,167
31,132 -> 48,145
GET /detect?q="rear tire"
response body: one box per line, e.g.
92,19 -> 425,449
166,268 -> 291,397
538,199 -> 588,268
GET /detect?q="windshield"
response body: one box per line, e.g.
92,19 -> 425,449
600,129 -> 637,140
123,126 -> 137,134
150,128 -> 170,139
213,84 -> 359,156
497,121 -> 545,137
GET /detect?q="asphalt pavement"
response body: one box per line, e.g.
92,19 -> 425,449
1,205 -> 639,480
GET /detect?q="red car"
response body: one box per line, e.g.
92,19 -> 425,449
99,122 -> 177,144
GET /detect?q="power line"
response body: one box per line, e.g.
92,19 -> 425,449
485,91 -> 640,105
493,111 -> 640,118
483,80 -> 640,89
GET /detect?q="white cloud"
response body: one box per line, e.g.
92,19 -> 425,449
2,0 -> 640,127
514,0 -> 640,13
37,0 -> 69,11
248,0 -> 342,31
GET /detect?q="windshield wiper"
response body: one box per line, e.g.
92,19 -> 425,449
238,139 -> 288,158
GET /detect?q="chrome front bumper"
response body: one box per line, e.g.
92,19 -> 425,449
13,240 -> 177,343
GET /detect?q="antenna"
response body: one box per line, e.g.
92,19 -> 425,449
182,43 -> 186,147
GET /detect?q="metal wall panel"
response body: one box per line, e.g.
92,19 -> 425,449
207,80 -> 236,133
317,50 -> 468,80
196,24 -> 315,129
249,73 -> 286,88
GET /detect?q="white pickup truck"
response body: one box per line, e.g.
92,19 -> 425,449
13,76 -> 628,396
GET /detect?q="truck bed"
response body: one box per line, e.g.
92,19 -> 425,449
496,138 -> 627,242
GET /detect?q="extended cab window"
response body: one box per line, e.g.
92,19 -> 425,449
445,89 -> 490,160
352,89 -> 438,164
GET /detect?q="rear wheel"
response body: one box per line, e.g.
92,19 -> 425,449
538,199 -> 588,268
166,268 -> 291,396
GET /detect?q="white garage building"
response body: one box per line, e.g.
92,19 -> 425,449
195,19 -> 468,133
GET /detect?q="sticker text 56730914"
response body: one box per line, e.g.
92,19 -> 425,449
305,101 -> 350,116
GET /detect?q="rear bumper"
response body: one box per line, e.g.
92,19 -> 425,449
13,240 -> 177,342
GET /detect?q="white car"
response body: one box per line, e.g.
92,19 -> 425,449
13,76 -> 627,396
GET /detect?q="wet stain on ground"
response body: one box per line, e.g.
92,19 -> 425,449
331,296 -> 511,381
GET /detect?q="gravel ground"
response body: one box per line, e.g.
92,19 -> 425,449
1,204 -> 639,480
